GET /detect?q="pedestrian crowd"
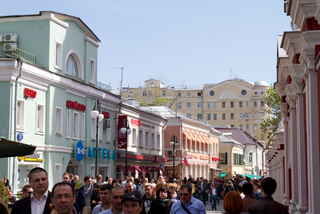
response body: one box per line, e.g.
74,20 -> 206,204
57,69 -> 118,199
0,167 -> 288,214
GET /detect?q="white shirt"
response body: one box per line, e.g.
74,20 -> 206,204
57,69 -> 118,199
92,204 -> 108,214
100,206 -> 124,214
30,190 -> 49,214
211,187 -> 216,195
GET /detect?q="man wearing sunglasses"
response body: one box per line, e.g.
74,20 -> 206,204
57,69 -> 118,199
22,185 -> 33,198
169,185 -> 206,214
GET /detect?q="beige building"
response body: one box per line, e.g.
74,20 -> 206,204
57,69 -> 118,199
122,78 -> 270,141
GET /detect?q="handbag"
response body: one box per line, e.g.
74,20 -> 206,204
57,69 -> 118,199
181,202 -> 192,214
82,201 -> 91,214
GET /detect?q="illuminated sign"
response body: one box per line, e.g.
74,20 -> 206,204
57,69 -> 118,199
86,147 -> 115,160
74,141 -> 84,161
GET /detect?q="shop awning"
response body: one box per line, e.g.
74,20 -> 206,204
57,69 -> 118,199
158,167 -> 166,175
0,138 -> 36,158
146,166 -> 155,171
246,174 -> 262,179
164,161 -> 181,167
133,165 -> 142,174
117,165 -> 126,174
126,165 -> 136,175
220,172 -> 227,178
140,166 -> 149,175
210,167 -> 222,170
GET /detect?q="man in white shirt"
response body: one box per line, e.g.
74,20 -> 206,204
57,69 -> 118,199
11,167 -> 52,214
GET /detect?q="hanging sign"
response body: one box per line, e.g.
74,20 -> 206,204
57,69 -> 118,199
74,141 -> 84,161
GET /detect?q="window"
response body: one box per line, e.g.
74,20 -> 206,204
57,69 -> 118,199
231,113 -> 234,120
143,91 -> 146,97
187,102 -> 191,108
148,91 -> 152,96
55,41 -> 62,69
233,153 -> 243,165
261,101 -> 264,107
81,113 -> 85,140
139,130 -> 143,147
187,114 -> 191,118
73,112 -> 79,139
178,93 -> 181,97
214,113 -> 217,120
241,90 -> 247,95
55,107 -> 63,135
132,129 -> 137,146
246,113 -> 249,120
239,101 -> 243,108
261,112 -> 264,119
261,92 -> 264,95
213,102 -> 217,108
246,124 -> 249,131
255,92 -> 258,95
197,102 -> 202,108
66,55 -> 79,76
177,102 -> 182,109
187,92 -> 191,97
67,110 -> 71,138
222,113 -> 226,120
220,152 -> 227,164
129,92 -> 133,97
161,90 -> 166,96
157,134 -> 161,149
36,103 -> 45,134
209,90 -> 215,96
145,131 -> 149,148
254,124 -> 257,131
197,92 -> 202,97
17,99 -> 25,130
246,101 -> 249,107
230,101 -> 234,108
151,133 -> 155,149
197,114 -> 203,120
222,102 -> 225,108
239,113 -> 243,119
240,124 -> 243,129
207,102 -> 211,108
90,59 -> 95,83
249,152 -> 253,162
91,117 -> 96,140
254,101 -> 257,107
207,113 -> 211,120
254,112 -> 257,119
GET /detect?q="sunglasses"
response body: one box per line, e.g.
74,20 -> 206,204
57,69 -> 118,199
28,192 -> 32,194
179,193 -> 189,196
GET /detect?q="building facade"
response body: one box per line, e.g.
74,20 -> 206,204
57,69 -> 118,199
0,11 -> 119,192
122,78 -> 270,141
270,1 -> 320,213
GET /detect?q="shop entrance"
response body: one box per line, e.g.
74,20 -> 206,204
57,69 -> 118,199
17,162 -> 41,190
66,157 -> 84,180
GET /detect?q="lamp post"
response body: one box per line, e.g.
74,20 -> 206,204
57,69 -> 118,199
170,135 -> 179,178
120,119 -> 131,176
91,99 -> 104,177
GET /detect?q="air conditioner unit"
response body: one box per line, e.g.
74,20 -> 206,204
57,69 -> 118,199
168,151 -> 176,156
4,33 -> 18,42
0,34 -> 3,42
103,119 -> 110,129
4,43 -> 17,51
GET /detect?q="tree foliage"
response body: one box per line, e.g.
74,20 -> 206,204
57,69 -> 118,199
260,86 -> 281,146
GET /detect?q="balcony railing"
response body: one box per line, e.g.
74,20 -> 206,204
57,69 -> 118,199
11,48 -> 36,64
96,81 -> 111,92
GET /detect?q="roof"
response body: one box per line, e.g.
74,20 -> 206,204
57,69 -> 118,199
216,128 -> 256,146
220,135 -> 243,147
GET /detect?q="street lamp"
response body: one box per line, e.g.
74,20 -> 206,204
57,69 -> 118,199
91,99 -> 104,177
170,135 -> 179,178
120,119 -> 131,176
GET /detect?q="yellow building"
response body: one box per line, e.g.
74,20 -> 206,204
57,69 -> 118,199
122,78 -> 270,141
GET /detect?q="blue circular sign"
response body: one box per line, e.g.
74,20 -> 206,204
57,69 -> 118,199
17,133 -> 23,141
74,141 -> 84,162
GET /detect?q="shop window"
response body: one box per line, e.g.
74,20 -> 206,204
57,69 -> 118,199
55,41 -> 62,69
90,59 -> 95,83
36,103 -> 45,134
139,129 -> 143,147
66,110 -> 71,138
17,99 -> 25,130
55,107 -> 63,136
73,111 -> 79,139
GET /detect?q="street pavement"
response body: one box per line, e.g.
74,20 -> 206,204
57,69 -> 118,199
205,199 -> 224,214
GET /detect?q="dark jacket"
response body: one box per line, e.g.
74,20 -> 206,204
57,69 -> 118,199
76,185 -> 93,213
149,198 -> 173,214
197,181 -> 209,193
248,196 -> 288,214
11,191 -> 52,214
224,185 -> 234,194
141,194 -> 155,214
90,189 -> 100,210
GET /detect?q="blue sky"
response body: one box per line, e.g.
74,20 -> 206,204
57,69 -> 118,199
2,1 -> 291,89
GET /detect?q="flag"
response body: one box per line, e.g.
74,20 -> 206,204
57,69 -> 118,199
183,157 -> 190,167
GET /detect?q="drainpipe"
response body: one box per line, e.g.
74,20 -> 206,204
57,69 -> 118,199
114,102 -> 123,178
162,120 -> 168,158
255,140 -> 258,175
12,59 -> 23,193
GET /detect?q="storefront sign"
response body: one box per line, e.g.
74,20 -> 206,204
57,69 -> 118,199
102,111 -> 110,119
200,155 -> 208,160
74,141 -> 84,161
187,154 -> 193,159
118,153 -> 166,162
130,119 -> 154,129
86,147 -> 115,160
66,100 -> 86,111
24,88 -> 37,98
19,151 -> 44,162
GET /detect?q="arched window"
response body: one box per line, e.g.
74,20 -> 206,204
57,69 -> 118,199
65,51 -> 83,79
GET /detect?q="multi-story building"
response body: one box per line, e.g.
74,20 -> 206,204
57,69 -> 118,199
0,11 -> 120,192
140,106 -> 221,180
270,0 -> 320,213
122,78 -> 270,141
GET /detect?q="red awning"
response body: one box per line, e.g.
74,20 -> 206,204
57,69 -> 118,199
146,166 -> 154,171
152,166 -> 159,171
117,165 -> 126,174
133,165 -> 142,174
127,165 -> 136,175
140,166 -> 149,175
158,167 -> 166,175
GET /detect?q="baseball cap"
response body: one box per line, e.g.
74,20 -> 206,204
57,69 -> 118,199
121,192 -> 142,203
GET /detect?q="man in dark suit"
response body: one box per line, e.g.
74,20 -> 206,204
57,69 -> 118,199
11,167 -> 52,214
197,177 -> 209,205
248,177 -> 288,214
